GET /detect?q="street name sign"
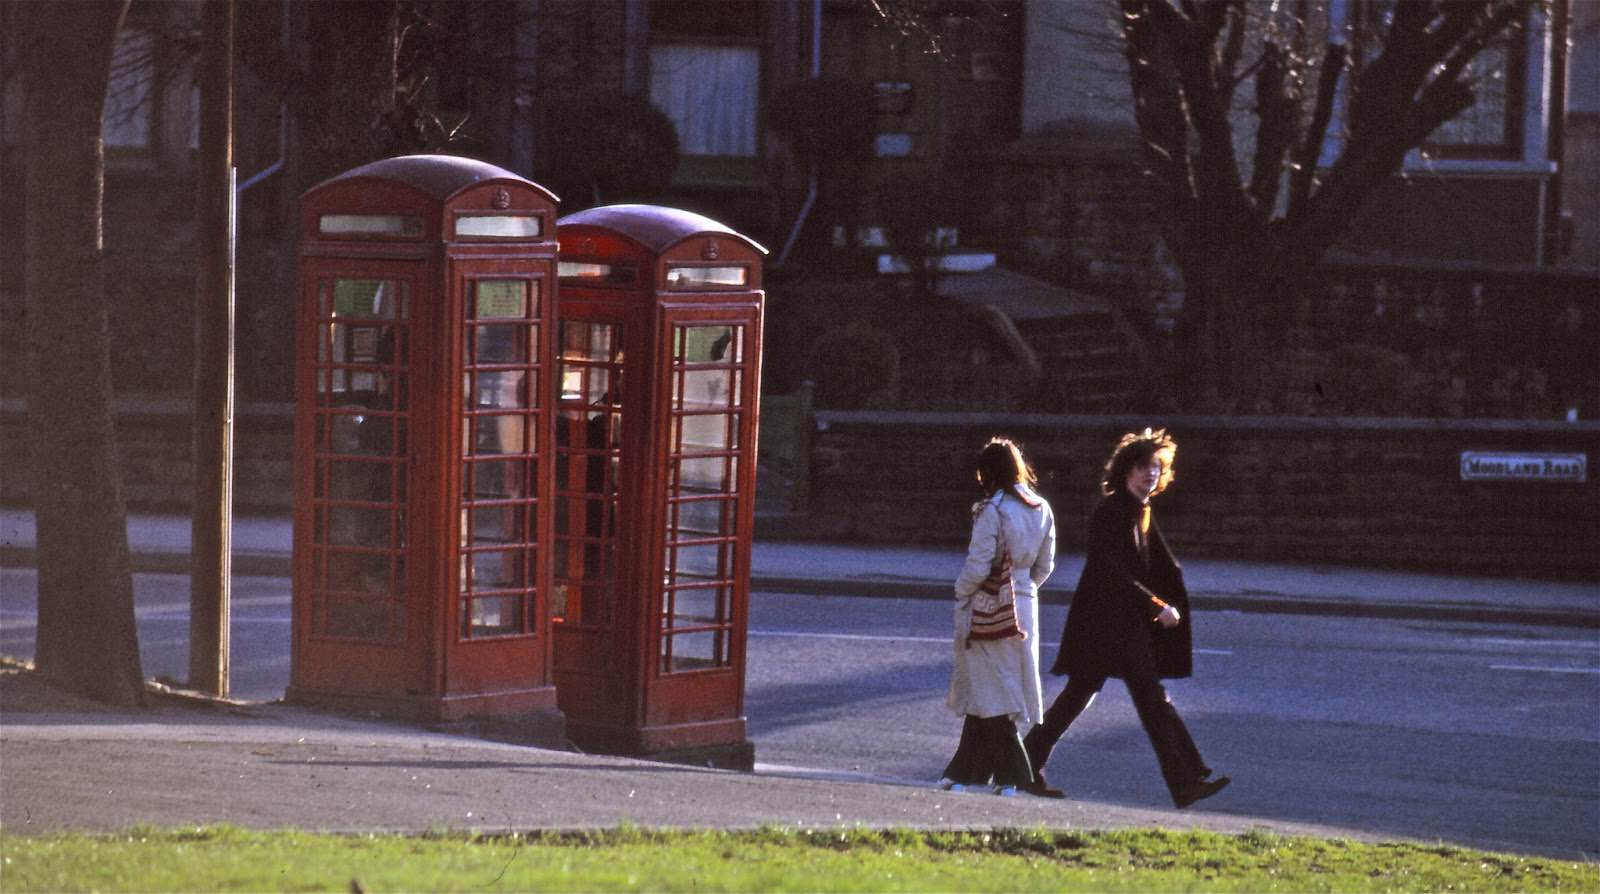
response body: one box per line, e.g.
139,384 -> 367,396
1459,451 -> 1587,483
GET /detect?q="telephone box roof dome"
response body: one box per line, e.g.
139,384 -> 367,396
305,154 -> 555,204
559,204 -> 768,256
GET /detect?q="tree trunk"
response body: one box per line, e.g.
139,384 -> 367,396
1180,215 -> 1275,413
21,0 -> 144,706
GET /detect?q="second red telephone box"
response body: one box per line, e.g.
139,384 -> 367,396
554,205 -> 766,768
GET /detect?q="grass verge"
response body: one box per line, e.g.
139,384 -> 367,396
1,824 -> 1594,893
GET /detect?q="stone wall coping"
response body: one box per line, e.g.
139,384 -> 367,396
0,399 -> 294,419
5,399 -> 1596,437
1320,250 -> 1600,283
813,410 -> 1600,437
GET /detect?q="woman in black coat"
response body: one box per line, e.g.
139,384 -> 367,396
1021,429 -> 1230,808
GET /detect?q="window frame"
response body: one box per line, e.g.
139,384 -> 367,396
647,35 -> 765,184
1339,0 -> 1550,171
1349,0 -> 1530,162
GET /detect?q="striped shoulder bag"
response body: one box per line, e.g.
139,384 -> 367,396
969,504 -> 1024,642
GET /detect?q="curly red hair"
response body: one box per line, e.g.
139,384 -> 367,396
1101,428 -> 1177,497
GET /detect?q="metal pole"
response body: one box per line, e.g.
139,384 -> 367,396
190,0 -> 234,697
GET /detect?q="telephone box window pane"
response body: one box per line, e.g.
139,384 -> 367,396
662,630 -> 722,673
673,326 -> 739,363
328,414 -> 394,457
469,549 -> 525,588
680,413 -> 739,452
324,550 -> 393,596
558,262 -> 637,286
475,280 -> 531,319
462,595 -> 522,637
558,367 -> 620,410
669,542 -> 725,581
677,369 -> 737,410
673,498 -> 727,535
474,370 -> 529,410
474,414 -> 529,455
469,506 -> 520,545
668,587 -> 720,625
319,214 -> 423,238
671,413 -> 739,452
584,368 -> 613,405
473,325 -> 530,364
326,506 -> 392,549
552,583 -> 614,628
323,459 -> 395,502
562,321 -> 615,362
331,279 -> 402,318
678,456 -> 732,490
666,266 -> 748,290
457,215 -> 541,238
553,320 -> 625,630
470,459 -> 528,499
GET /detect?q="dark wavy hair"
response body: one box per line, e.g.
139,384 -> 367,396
1101,428 -> 1177,497
976,437 -> 1037,497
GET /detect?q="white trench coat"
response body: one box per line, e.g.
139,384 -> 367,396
946,485 -> 1056,725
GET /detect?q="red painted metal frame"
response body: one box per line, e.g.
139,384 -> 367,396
554,206 -> 765,758
290,156 -> 560,722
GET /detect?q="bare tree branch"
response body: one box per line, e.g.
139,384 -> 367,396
1218,1 -> 1248,107
1433,1 -> 1528,89
1066,0 -> 1535,407
1197,0 -> 1234,42
1286,40 -> 1346,225
1249,40 -> 1298,213
1152,0 -> 1248,217
1120,0 -> 1199,227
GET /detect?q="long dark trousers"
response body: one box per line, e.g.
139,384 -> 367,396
1023,663 -> 1207,796
943,714 -> 1034,788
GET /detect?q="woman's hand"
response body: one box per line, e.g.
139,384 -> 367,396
1156,604 -> 1181,628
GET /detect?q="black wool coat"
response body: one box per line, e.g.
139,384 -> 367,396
1049,490 -> 1193,680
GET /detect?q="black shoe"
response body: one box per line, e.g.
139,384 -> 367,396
1172,775 -> 1230,809
1021,777 -> 1067,799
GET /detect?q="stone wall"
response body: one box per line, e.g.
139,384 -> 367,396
805,411 -> 1600,578
5,401 -> 1596,578
0,400 -> 294,513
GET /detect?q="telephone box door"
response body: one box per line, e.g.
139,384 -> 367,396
550,305 -> 642,730
444,259 -> 556,702
644,309 -> 760,740
293,258 -> 433,698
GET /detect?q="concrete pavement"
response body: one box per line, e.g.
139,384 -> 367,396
2,506 -> 1596,854
0,694 -> 1395,843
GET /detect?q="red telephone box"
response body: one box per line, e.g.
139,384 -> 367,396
554,205 -> 765,768
289,155 -> 562,726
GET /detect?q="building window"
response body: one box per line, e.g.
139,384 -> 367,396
1420,34 -> 1526,157
647,0 -> 763,181
104,29 -> 155,149
1350,1 -> 1529,161
649,43 -> 759,158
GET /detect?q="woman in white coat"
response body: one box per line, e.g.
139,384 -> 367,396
942,438 -> 1057,796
